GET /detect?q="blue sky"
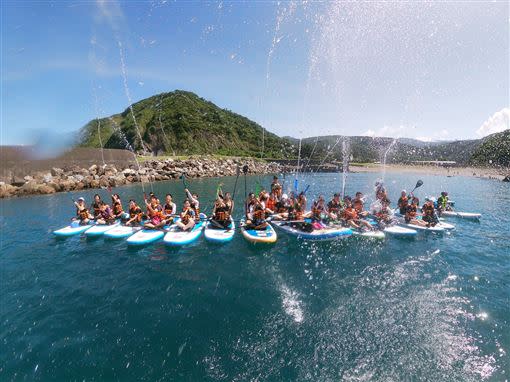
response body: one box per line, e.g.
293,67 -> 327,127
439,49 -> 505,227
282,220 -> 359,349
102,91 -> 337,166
2,0 -> 509,145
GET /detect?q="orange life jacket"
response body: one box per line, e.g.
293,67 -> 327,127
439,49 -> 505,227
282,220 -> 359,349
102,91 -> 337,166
129,206 -> 142,221
266,197 -> 276,211
180,208 -> 194,225
214,205 -> 230,222
164,203 -> 175,215
77,208 -> 89,220
353,199 -> 364,213
343,207 -> 358,220
113,201 -> 123,215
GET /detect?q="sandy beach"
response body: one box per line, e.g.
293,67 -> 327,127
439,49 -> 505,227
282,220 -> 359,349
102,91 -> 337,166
350,163 -> 509,181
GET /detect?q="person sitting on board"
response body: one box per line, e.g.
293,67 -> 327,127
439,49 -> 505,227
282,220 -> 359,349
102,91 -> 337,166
342,197 -> 373,230
224,191 -> 234,215
297,191 -> 307,212
422,198 -> 439,227
90,194 -> 103,219
175,199 -> 196,231
211,194 -> 231,229
308,195 -> 327,229
272,193 -> 290,220
287,194 -> 305,222
185,188 -> 200,221
404,197 -> 428,227
125,200 -> 143,226
266,188 -> 279,214
96,201 -> 116,225
436,191 -> 452,215
326,193 -> 344,221
397,190 -> 409,215
74,197 -> 94,225
143,195 -> 165,229
374,198 -> 395,228
245,199 -> 268,230
353,192 -> 369,218
163,194 -> 177,225
245,192 -> 257,219
259,191 -> 275,216
111,194 -> 124,219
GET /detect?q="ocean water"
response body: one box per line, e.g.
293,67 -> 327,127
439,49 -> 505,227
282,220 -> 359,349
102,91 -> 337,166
1,172 -> 509,381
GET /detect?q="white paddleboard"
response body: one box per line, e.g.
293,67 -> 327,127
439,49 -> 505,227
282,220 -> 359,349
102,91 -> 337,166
85,221 -> 120,237
441,211 -> 481,220
240,220 -> 277,243
163,213 -> 207,246
204,218 -> 235,243
400,222 -> 445,232
53,223 -> 92,237
126,229 -> 164,246
104,225 -> 141,239
272,221 -> 352,241
383,225 -> 418,237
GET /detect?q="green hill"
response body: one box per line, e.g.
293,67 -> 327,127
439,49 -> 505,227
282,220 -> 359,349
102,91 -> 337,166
469,130 -> 510,167
78,90 -> 294,158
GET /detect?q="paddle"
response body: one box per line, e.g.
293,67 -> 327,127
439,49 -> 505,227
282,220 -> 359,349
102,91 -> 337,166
409,180 -> 424,195
180,172 -> 189,190
302,184 -> 310,195
232,165 -> 241,199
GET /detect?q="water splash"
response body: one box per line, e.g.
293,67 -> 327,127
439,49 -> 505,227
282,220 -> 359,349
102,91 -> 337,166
381,138 -> 398,183
341,138 -> 350,198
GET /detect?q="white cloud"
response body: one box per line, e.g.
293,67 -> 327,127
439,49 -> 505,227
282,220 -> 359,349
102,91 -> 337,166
476,108 -> 510,137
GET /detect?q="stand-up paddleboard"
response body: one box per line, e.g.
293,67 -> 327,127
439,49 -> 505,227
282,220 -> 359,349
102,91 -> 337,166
85,221 -> 120,237
240,220 -> 277,244
440,211 -> 481,220
204,217 -> 235,243
126,229 -> 164,246
383,225 -> 418,238
53,223 -> 92,237
436,221 -> 455,230
163,213 -> 207,246
352,229 -> 385,240
399,222 -> 445,233
272,221 -> 352,241
104,225 -> 141,239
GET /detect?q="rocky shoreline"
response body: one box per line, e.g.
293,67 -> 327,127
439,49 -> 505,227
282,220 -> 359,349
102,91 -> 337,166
0,158 -> 283,199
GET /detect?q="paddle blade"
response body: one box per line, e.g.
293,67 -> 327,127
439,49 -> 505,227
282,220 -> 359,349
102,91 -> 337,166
242,164 -> 249,174
415,180 -> 424,189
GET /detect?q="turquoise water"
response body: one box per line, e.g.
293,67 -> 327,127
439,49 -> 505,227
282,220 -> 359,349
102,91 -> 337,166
1,172 -> 509,381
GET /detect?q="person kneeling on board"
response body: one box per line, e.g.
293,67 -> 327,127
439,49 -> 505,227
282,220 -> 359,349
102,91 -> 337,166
353,192 -> 369,218
125,200 -> 143,226
74,197 -> 94,225
210,190 -> 232,229
176,199 -> 196,231
144,195 -> 165,229
374,198 -> 395,228
397,190 -> 409,215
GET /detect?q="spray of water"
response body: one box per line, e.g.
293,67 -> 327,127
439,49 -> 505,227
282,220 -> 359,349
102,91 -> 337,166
341,138 -> 350,199
381,138 -> 398,183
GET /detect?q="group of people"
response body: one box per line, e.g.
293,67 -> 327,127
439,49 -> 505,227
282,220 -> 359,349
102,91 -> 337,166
72,175 -> 452,233
72,188 -> 204,232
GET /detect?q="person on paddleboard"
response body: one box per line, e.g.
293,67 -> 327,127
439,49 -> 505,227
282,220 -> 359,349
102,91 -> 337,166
163,194 -> 177,225
374,198 -> 395,228
211,193 -> 231,229
91,194 -> 102,219
96,201 -> 116,225
271,175 -> 282,195
74,197 -> 94,225
272,193 -> 290,220
436,191 -> 452,215
404,197 -> 428,227
185,188 -> 200,222
309,195 -> 327,229
422,198 -> 439,227
111,194 -> 124,219
353,192 -> 369,218
375,181 -> 388,201
342,197 -> 373,230
327,193 -> 344,221
144,195 -> 165,229
397,190 -> 409,215
175,199 -> 196,231
245,198 -> 268,230
125,200 -> 143,226
287,193 -> 305,222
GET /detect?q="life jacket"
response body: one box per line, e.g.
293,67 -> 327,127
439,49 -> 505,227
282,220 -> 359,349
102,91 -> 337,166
353,198 -> 364,213
191,202 -> 200,221
164,203 -> 175,216
328,200 -> 342,214
91,202 -> 101,216
406,204 -> 417,218
312,202 -> 324,219
253,206 -> 265,221
113,201 -> 123,215
214,205 -> 230,222
180,208 -> 194,225
77,208 -> 89,221
266,197 -> 276,211
275,201 -> 287,213
129,206 -> 142,220
438,196 -> 448,209
423,203 -> 435,216
343,207 -> 358,220
100,207 -> 114,220
398,196 -> 408,214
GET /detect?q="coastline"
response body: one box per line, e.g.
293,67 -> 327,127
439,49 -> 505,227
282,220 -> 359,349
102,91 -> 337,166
349,163 -> 509,181
1,157 -> 508,199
